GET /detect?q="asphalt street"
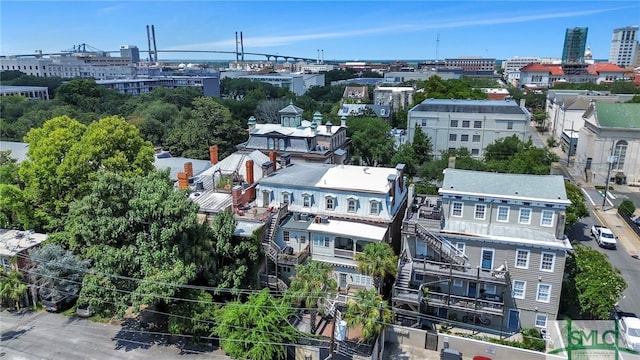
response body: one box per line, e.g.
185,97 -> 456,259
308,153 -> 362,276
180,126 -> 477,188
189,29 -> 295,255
0,311 -> 230,360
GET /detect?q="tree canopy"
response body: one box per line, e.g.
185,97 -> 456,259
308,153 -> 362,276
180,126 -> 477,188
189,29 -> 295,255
347,117 -> 394,166
355,242 -> 398,294
29,243 -> 90,302
67,170 -> 213,316
344,288 -> 392,342
213,289 -> 300,360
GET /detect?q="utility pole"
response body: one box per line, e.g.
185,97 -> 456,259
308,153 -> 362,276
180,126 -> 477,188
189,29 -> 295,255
328,310 -> 337,359
602,154 -> 618,209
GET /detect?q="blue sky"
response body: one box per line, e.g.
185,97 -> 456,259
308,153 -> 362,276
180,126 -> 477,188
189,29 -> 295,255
1,1 -> 639,62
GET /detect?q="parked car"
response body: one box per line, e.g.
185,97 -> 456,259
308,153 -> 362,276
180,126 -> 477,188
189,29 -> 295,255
619,316 -> 640,351
441,348 -> 463,360
42,295 -> 76,312
76,303 -> 92,317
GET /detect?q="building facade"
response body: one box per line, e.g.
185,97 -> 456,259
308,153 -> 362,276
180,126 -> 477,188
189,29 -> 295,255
519,63 -> 628,88
574,102 -> 640,186
96,75 -> 221,97
238,103 -> 351,165
444,57 -> 496,74
562,27 -> 588,64
608,25 -> 639,68
407,99 -> 530,158
0,55 -> 136,79
393,169 -> 572,331
373,86 -> 415,110
256,162 -> 408,291
0,85 -> 50,100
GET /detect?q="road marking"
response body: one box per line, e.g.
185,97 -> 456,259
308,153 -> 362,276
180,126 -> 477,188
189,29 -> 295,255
582,188 -> 596,206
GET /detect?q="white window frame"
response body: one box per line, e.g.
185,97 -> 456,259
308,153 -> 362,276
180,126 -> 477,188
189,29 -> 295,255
347,199 -> 357,213
453,279 -> 463,287
535,314 -> 548,328
540,252 -> 556,272
282,192 -> 290,205
325,196 -> 335,210
302,194 -> 311,207
370,200 -> 381,215
515,249 -> 530,269
497,206 -> 509,222
541,210 -> 554,227
474,204 -> 486,220
512,280 -> 526,299
536,283 -> 551,303
455,242 -> 466,256
519,208 -> 532,224
451,201 -> 463,217
483,284 -> 497,294
353,274 -> 372,287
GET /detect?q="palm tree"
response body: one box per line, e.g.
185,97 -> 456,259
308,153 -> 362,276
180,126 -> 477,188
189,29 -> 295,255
344,288 -> 392,343
355,242 -> 398,294
287,261 -> 337,334
0,268 -> 27,310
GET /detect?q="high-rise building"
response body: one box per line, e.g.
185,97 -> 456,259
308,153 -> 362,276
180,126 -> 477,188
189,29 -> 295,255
562,27 -> 588,64
608,25 -> 639,68
120,45 -> 140,64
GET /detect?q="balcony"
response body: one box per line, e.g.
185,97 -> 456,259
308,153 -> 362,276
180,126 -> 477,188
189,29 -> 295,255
411,258 -> 508,285
392,286 -> 504,316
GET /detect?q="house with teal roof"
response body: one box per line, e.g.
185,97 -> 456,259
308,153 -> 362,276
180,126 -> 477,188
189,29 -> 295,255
575,102 -> 640,186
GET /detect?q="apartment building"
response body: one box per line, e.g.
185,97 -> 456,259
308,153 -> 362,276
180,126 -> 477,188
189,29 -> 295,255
445,57 -> 496,75
0,85 -> 50,100
256,162 -> 408,292
96,75 -> 221,97
0,55 -> 136,79
407,99 -> 530,158
393,169 -> 572,331
519,63 -> 628,88
608,25 -> 639,68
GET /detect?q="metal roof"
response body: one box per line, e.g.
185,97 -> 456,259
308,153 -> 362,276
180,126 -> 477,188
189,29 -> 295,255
440,168 -> 570,204
411,99 -> 527,115
594,103 -> 640,129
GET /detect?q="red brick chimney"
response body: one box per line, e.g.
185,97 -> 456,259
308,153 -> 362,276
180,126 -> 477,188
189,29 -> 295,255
177,172 -> 189,190
209,145 -> 219,165
245,159 -> 255,184
184,162 -> 193,178
269,151 -> 277,172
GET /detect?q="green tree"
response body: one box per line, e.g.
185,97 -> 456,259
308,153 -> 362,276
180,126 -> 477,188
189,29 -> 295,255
287,261 -> 337,333
347,117 -> 394,166
618,199 -> 635,217
484,136 -> 558,175
67,170 -> 213,316
0,150 -> 21,185
213,289 -> 300,360
344,288 -> 392,343
29,244 -> 90,303
0,268 -> 28,310
167,289 -> 217,341
411,128 -> 433,165
165,97 -> 246,159
0,184 -> 34,229
564,182 -> 590,231
355,242 -> 398,294
562,246 -> 627,319
210,210 -> 260,294
390,143 -> 417,176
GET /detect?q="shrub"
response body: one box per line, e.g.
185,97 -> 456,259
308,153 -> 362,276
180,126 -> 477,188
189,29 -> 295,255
618,199 -> 636,216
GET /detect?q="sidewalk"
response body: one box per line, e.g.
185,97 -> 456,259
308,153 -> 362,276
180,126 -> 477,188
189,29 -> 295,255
592,207 -> 640,257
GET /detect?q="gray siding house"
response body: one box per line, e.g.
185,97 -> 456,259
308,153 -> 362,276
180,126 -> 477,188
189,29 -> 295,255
393,169 -> 572,332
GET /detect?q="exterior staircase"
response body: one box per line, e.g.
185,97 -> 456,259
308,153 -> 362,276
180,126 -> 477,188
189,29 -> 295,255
414,224 -> 468,266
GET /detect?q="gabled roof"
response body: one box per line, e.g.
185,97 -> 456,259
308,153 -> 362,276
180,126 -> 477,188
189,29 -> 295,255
520,63 -> 560,74
593,102 -> 640,129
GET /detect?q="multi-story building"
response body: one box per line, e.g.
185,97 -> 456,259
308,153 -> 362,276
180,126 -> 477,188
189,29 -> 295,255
445,57 -> 496,75
393,169 -> 572,331
0,85 -> 50,100
575,102 -> 640,186
256,162 -> 408,291
608,25 -> 639,68
0,55 -> 136,79
519,63 -> 628,88
562,27 -> 588,64
238,103 -> 351,165
96,75 -> 221,97
545,90 -> 635,156
502,56 -> 543,86
373,86 -> 415,110
406,99 -> 530,158
119,45 -> 140,64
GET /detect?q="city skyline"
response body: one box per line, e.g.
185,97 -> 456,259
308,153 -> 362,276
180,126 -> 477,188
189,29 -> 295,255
1,1 -> 639,62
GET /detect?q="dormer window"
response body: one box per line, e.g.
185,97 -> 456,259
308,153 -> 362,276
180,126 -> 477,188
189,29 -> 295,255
370,200 -> 381,215
282,191 -> 291,205
325,195 -> 336,210
346,197 -> 358,213
302,194 -> 312,207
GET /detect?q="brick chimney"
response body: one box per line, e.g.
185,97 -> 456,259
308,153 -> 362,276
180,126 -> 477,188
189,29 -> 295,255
209,145 -> 219,165
184,162 -> 194,178
245,159 -> 255,184
177,172 -> 189,190
269,151 -> 277,172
